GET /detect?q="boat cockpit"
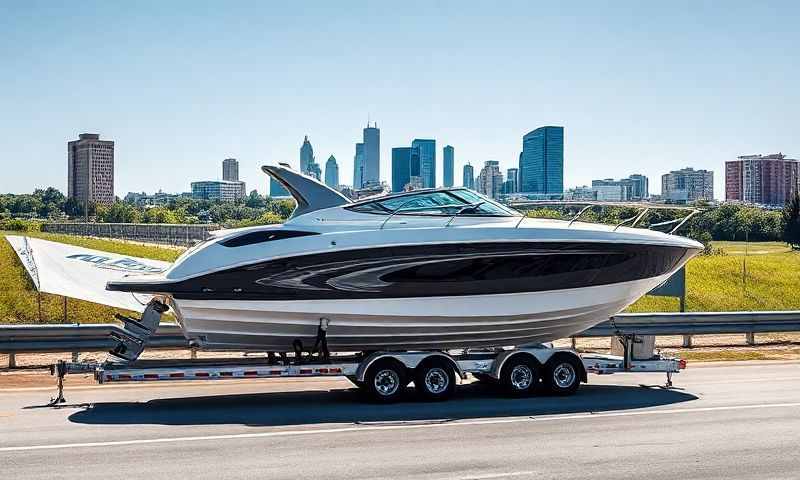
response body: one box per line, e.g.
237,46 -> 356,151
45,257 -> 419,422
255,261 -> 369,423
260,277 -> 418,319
346,188 -> 520,218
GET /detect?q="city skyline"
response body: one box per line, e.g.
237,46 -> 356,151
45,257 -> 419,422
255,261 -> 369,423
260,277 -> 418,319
1,2 -> 798,198
58,127 -> 800,202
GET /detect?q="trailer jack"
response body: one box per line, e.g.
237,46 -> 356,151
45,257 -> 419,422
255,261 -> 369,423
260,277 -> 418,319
48,360 -> 97,406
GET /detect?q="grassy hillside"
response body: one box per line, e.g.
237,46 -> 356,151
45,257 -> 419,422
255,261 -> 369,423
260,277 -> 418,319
627,241 -> 800,312
2,233 -> 799,324
0,231 -> 183,324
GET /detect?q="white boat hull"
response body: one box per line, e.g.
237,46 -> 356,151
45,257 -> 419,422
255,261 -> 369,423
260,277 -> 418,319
171,274 -> 669,351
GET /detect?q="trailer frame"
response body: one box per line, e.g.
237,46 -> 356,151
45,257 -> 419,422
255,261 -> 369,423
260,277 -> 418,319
48,333 -> 684,405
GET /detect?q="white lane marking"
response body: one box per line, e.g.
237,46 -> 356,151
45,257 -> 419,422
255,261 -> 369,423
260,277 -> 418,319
1,401 -> 799,453
443,472 -> 535,480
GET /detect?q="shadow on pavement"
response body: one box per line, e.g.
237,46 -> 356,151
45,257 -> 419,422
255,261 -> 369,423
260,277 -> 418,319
67,382 -> 698,427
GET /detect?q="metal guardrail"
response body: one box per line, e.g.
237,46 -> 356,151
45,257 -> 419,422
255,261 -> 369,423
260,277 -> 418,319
1,311 -> 799,355
581,311 -> 800,337
0,323 -> 188,353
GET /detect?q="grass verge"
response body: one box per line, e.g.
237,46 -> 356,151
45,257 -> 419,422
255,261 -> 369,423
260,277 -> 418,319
627,240 -> 800,312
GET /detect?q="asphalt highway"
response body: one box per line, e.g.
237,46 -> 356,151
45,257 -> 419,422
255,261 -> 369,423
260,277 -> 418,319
1,361 -> 799,479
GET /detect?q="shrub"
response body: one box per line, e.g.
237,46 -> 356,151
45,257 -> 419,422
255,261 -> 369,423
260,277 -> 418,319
0,218 -> 41,232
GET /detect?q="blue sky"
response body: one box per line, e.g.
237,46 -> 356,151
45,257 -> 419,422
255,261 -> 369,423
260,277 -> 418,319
1,1 -> 797,198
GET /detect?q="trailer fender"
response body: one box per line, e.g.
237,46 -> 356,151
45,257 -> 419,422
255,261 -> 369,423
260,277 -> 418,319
490,350 -> 543,380
356,352 -> 465,383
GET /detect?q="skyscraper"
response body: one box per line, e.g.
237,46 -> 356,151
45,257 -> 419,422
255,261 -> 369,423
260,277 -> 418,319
519,126 -> 564,195
324,155 -> 339,189
67,133 -> 115,209
506,168 -> 519,193
463,163 -> 475,190
726,153 -> 799,206
222,158 -> 239,181
300,136 -> 320,179
353,143 -> 365,188
391,147 -> 411,193
476,161 -> 503,199
363,123 -> 380,186
443,145 -> 454,187
412,139 -> 436,188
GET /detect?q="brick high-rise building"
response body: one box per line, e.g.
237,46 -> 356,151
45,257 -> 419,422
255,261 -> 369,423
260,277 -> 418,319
68,133 -> 115,208
726,153 -> 799,206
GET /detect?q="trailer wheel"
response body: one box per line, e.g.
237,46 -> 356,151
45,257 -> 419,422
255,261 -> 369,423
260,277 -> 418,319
543,355 -> 581,396
499,355 -> 540,396
364,359 -> 407,403
414,358 -> 456,401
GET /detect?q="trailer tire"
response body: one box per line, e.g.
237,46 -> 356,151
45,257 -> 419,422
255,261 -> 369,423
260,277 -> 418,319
414,358 -> 456,402
363,358 -> 407,403
543,354 -> 582,396
499,355 -> 540,396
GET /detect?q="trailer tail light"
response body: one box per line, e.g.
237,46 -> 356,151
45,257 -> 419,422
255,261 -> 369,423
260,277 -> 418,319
144,374 -> 159,380
169,372 -> 184,378
244,371 -> 258,377
195,372 -> 209,377
678,359 -> 687,370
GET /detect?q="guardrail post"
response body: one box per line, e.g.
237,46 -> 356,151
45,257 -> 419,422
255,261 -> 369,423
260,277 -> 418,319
682,335 -> 692,348
570,337 -> 576,349
191,347 -> 197,360
7,353 -> 16,369
746,332 -> 756,346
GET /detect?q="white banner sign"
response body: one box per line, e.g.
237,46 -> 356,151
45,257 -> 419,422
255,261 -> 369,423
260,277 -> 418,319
5,235 -> 172,313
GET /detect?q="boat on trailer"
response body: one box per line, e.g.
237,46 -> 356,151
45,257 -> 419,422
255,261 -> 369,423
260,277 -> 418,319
106,164 -> 703,354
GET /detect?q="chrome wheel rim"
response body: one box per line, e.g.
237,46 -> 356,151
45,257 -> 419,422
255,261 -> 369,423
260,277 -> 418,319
424,367 -> 449,394
374,369 -> 400,396
553,363 -> 576,388
510,364 -> 533,390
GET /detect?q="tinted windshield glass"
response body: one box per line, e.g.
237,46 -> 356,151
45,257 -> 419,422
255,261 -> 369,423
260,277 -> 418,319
377,192 -> 464,213
449,190 -> 518,216
349,189 -> 518,216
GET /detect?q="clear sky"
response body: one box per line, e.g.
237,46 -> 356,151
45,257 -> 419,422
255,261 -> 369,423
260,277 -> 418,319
1,1 -> 797,198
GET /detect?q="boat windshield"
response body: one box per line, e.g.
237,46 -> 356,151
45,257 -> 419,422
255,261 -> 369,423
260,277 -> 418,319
348,189 -> 519,217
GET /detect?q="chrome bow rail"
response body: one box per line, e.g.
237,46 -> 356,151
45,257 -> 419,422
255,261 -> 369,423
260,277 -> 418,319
508,200 -> 704,234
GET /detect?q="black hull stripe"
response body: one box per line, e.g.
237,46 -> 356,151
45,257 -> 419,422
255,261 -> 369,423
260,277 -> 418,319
110,242 -> 696,301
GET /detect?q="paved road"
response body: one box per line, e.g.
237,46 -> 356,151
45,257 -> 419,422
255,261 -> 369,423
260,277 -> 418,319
1,361 -> 799,479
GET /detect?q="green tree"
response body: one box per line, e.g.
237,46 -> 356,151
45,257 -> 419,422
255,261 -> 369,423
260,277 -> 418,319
63,197 -> 82,217
143,206 -> 178,224
99,202 -> 142,223
245,190 -> 265,208
783,191 -> 800,249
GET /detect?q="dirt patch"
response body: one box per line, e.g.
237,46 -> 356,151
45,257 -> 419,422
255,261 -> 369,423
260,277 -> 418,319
3,334 -> 800,390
